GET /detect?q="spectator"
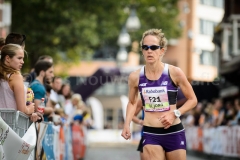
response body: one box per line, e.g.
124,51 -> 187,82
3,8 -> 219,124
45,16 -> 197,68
0,44 -> 39,122
82,107 -> 94,129
211,98 -> 225,127
5,33 -> 26,50
49,76 -> 63,109
193,103 -> 203,126
37,55 -> 53,63
58,83 -> 73,115
30,60 -> 54,121
0,37 -> 5,50
45,83 -> 56,109
229,98 -> 240,126
26,55 -> 53,84
184,110 -> 195,127
223,101 -> 236,125
66,93 -> 82,125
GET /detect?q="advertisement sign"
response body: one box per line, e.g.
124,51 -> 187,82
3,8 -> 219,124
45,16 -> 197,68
0,117 -> 36,160
42,123 -> 54,160
186,126 -> 240,158
35,122 -> 48,160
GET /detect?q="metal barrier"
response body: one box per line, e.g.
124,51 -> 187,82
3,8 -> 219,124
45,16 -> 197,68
0,108 -> 30,137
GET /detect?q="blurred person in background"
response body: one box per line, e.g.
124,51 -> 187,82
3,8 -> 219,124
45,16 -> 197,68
30,60 -> 54,121
223,101 -> 236,125
0,44 -> 39,122
121,29 -> 197,160
49,76 -> 63,109
211,98 -> 225,127
58,83 -> 73,115
45,82 -> 59,111
35,55 -> 53,64
0,37 -> 5,51
69,93 -> 91,126
193,103 -> 204,126
72,114 -> 86,160
5,32 -> 26,50
228,98 -> 240,126
201,102 -> 214,128
66,93 -> 82,125
82,107 -> 94,129
26,55 -> 53,84
183,110 -> 195,127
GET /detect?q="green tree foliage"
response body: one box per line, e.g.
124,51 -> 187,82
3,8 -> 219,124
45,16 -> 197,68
9,0 -> 181,71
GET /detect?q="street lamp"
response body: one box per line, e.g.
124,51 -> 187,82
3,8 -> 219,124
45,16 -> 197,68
116,6 -> 141,64
116,46 -> 128,62
117,27 -> 131,64
126,7 -> 141,32
117,27 -> 131,47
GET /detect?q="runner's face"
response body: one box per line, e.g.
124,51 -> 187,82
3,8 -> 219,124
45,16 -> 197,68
142,35 -> 164,63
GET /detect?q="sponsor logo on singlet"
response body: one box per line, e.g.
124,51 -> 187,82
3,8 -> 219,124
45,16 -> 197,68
143,88 -> 166,95
139,83 -> 147,86
161,81 -> 168,85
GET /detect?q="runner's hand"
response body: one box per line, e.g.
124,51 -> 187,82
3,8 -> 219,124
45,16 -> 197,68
159,112 -> 176,129
121,125 -> 131,140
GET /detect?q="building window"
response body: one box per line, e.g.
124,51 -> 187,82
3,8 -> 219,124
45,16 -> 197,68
200,50 -> 213,65
117,109 -> 124,129
200,0 -> 224,8
94,81 -> 128,96
104,109 -> 113,129
104,83 -> 116,95
200,19 -> 217,36
103,108 -> 124,129
116,83 -> 128,94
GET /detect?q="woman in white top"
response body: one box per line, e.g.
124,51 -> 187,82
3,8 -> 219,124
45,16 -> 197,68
0,44 -> 39,122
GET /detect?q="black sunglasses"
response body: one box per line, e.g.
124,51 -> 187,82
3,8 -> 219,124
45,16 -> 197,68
141,45 -> 161,51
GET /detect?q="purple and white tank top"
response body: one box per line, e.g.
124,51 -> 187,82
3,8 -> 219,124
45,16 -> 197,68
138,64 -> 178,112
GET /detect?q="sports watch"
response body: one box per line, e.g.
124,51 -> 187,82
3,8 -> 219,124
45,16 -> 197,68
173,109 -> 181,118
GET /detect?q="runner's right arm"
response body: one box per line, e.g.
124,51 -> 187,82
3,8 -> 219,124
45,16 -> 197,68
121,70 -> 139,140
132,99 -> 143,125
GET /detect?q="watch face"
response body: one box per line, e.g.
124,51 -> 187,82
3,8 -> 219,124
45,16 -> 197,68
174,110 -> 181,117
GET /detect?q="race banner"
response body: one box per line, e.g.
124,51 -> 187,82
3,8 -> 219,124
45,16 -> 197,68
42,123 -> 54,160
0,117 -> 36,160
35,122 -> 48,160
186,126 -> 240,158
52,125 -> 60,160
59,126 -> 65,160
64,126 -> 73,160
72,123 -> 86,160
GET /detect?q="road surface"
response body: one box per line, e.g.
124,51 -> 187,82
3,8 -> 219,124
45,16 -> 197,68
84,143 -> 206,160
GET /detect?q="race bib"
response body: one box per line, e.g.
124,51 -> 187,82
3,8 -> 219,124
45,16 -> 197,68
142,86 -> 170,112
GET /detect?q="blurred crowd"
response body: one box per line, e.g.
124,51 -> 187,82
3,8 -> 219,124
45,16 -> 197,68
0,33 -> 94,131
39,75 -> 94,129
183,98 -> 240,128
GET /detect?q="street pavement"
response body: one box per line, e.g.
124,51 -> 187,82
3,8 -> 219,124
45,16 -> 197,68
84,143 -> 206,160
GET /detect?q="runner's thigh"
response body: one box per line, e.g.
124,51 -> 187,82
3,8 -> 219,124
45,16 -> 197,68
143,145 -> 165,160
166,149 -> 186,160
